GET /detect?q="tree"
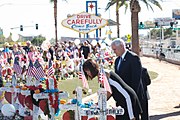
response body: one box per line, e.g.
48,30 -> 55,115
106,0 -> 128,38
106,0 -> 162,55
50,0 -> 67,52
50,0 -> 58,51
151,28 -> 173,39
31,35 -> 46,46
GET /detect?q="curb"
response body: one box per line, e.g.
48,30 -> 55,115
142,54 -> 180,66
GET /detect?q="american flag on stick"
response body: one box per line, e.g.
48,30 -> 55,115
47,59 -> 55,76
26,60 -> 34,77
79,58 -> 89,89
13,57 -> 22,75
32,59 -> 45,80
99,65 -> 112,94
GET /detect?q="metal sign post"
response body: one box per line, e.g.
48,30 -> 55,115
86,1 -> 98,39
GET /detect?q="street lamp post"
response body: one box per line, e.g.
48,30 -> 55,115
175,23 -> 179,40
86,1 -> 98,39
148,29 -> 151,41
98,5 -> 112,39
161,26 -> 164,44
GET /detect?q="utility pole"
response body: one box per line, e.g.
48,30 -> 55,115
175,23 -> 179,40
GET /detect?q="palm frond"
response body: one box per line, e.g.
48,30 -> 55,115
148,0 -> 163,10
124,2 -> 129,14
105,0 -> 116,11
141,0 -> 150,10
119,0 -> 126,7
105,0 -> 129,11
141,0 -> 163,11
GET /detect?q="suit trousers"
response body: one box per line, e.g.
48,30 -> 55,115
140,94 -> 149,120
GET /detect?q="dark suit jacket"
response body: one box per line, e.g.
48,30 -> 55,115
142,67 -> 151,91
115,51 -> 145,102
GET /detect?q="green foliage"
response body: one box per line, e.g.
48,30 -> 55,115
148,71 -> 158,80
31,35 -> 46,46
105,0 -> 162,12
150,28 -> 173,39
105,0 -> 128,13
59,76 -> 99,99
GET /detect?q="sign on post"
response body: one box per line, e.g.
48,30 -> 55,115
172,9 -> 180,20
61,12 -> 108,34
144,21 -> 155,28
174,28 -> 180,30
154,17 -> 176,26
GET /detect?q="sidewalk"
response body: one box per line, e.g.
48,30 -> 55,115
83,56 -> 180,120
141,56 -> 180,120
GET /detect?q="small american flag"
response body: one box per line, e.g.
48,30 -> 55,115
32,59 -> 45,80
99,65 -> 112,94
47,59 -> 55,76
79,59 -> 89,89
26,60 -> 34,77
13,57 -> 22,75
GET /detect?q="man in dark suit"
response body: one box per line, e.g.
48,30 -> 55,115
111,39 -> 149,120
141,67 -> 151,120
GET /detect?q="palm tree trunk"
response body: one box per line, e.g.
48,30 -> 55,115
131,12 -> 139,55
116,0 -> 120,38
130,0 -> 140,55
54,0 -> 58,50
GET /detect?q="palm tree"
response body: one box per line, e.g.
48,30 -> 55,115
106,0 -> 162,55
50,0 -> 58,50
106,0 -> 128,38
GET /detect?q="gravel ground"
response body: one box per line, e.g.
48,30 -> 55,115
141,57 -> 180,120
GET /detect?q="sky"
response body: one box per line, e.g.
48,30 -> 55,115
0,0 -> 180,40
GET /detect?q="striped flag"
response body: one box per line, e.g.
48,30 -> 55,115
99,65 -> 112,94
79,58 -> 89,89
32,59 -> 45,80
13,57 -> 22,75
47,59 -> 55,76
26,60 -> 34,77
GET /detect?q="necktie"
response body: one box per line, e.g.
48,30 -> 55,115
117,57 -> 122,71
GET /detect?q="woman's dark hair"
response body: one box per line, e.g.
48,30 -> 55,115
83,59 -> 99,80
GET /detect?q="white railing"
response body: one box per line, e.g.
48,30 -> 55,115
142,47 -> 180,62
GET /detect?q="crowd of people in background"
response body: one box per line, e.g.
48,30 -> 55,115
0,39 -> 114,80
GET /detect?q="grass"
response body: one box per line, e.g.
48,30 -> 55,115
54,71 -> 158,119
54,77 -> 99,120
148,71 -> 158,80
57,70 -> 158,98
58,76 -> 99,99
